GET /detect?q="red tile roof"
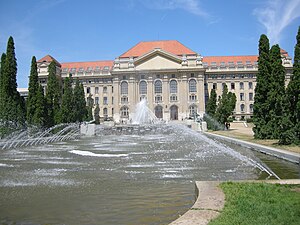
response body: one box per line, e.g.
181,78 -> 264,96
203,55 -> 258,66
119,40 -> 196,58
37,55 -> 61,66
61,60 -> 114,70
280,49 -> 289,57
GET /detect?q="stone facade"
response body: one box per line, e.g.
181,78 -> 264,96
37,40 -> 293,122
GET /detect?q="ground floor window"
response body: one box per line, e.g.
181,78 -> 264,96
120,106 -> 129,118
170,105 -> 178,120
189,105 -> 197,117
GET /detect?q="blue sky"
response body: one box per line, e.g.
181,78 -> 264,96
0,0 -> 300,88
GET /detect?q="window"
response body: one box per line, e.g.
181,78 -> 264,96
95,66 -> 100,71
112,108 -> 114,115
203,62 -> 208,68
103,97 -> 108,105
123,75 -> 127,80
191,73 -> 195,77
239,74 -> 244,78
241,104 -> 245,112
140,95 -> 146,101
103,108 -> 108,117
103,66 -> 109,71
250,104 -> 253,113
237,61 -> 243,67
112,86 -> 114,93
220,62 -> 226,67
120,106 -> 129,118
246,61 -> 252,67
95,97 -> 99,105
189,79 -> 197,93
249,82 -> 253,89
189,95 -> 197,102
121,81 -> 128,95
222,83 -> 226,90
87,87 -> 90,94
231,83 -> 235,90
62,68 -> 68,73
240,82 -> 244,90
121,96 -> 128,104
154,80 -> 162,94
171,74 -> 176,78
155,106 -> 163,118
155,95 -> 162,103
95,87 -> 99,94
211,62 -> 217,68
249,93 -> 253,101
231,74 -> 236,79
103,86 -> 107,93
240,93 -> 244,101
112,97 -> 114,104
170,95 -> 177,102
170,80 -> 177,93
213,83 -> 217,90
139,80 -> 147,94
140,75 -> 145,79
228,62 -> 235,67
70,68 -> 76,73
87,67 -> 93,72
189,105 -> 197,117
78,67 -> 84,72
156,74 -> 160,78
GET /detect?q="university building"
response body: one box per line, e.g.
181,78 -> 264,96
36,40 -> 293,122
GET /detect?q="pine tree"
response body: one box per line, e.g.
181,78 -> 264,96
73,79 -> 87,122
94,104 -> 100,124
59,75 -> 74,123
253,34 -> 271,139
206,89 -> 217,116
284,26 -> 300,144
266,45 -> 286,139
32,85 -> 47,128
0,53 -> 6,121
26,56 -> 39,125
215,84 -> 236,126
45,61 -> 61,127
0,37 -> 26,131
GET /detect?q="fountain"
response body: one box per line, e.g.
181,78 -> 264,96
132,99 -> 159,124
0,104 -> 299,224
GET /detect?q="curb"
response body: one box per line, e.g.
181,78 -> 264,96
204,132 -> 300,164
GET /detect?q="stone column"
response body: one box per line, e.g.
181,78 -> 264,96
162,74 -> 169,121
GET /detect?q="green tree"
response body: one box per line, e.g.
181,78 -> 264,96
253,34 -> 271,139
59,75 -> 74,123
73,79 -> 87,122
94,104 -> 100,124
0,53 -> 6,120
0,37 -> 26,132
32,85 -> 47,128
85,94 -> 94,121
215,84 -> 236,126
284,26 -> 300,144
26,56 -> 39,125
266,44 -> 286,139
45,61 -> 61,127
206,89 -> 217,116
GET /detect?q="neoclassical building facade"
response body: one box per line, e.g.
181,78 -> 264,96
37,40 -> 293,122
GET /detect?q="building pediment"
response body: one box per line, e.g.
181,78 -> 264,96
134,49 -> 182,70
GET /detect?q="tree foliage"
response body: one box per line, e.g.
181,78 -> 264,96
215,84 -> 236,126
85,94 -> 94,121
0,37 -> 26,136
94,104 -> 100,124
26,56 -> 39,125
253,34 -> 271,139
206,89 -> 217,116
73,79 -> 87,122
32,85 -> 47,128
59,75 -> 74,123
45,61 -> 61,127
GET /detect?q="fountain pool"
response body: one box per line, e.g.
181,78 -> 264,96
0,124 -> 299,225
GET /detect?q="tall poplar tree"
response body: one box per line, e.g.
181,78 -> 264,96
73,79 -> 87,122
26,56 -> 39,125
0,53 -> 6,121
94,104 -> 100,124
45,61 -> 61,127
253,34 -> 271,139
85,94 -> 94,121
266,44 -> 286,139
283,26 -> 300,144
0,36 -> 25,130
59,75 -> 74,123
206,89 -> 217,116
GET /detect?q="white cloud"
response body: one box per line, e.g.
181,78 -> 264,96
142,0 -> 210,18
253,0 -> 300,45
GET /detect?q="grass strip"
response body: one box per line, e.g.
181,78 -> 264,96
209,182 -> 300,225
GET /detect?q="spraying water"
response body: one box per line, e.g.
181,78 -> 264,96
132,99 -> 159,124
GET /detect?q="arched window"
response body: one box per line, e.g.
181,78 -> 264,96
154,80 -> 162,94
189,79 -> 197,92
139,80 -> 147,94
121,81 -> 128,95
240,104 -> 245,112
170,80 -> 177,94
120,106 -> 129,118
103,108 -> 108,118
189,105 -> 197,117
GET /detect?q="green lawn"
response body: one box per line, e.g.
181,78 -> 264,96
209,182 -> 300,225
